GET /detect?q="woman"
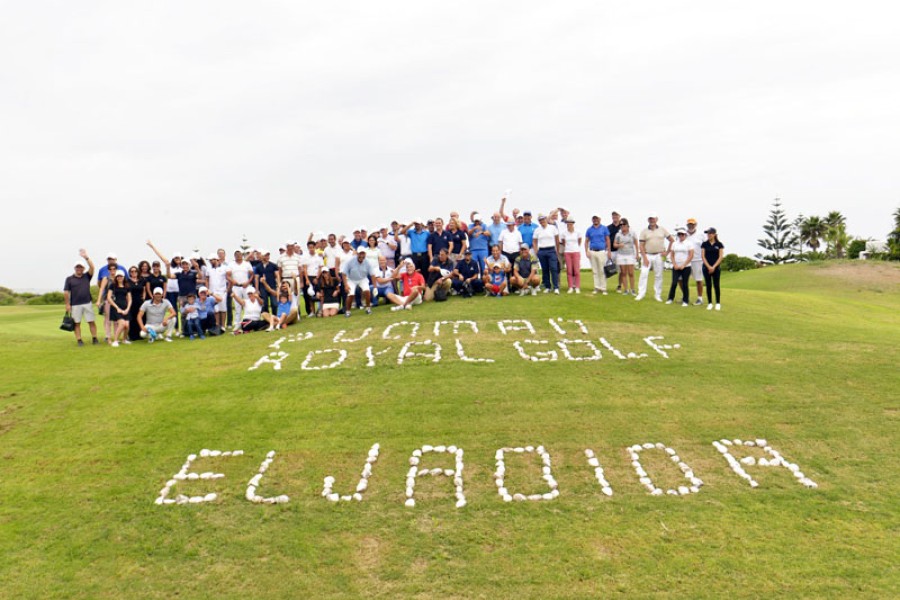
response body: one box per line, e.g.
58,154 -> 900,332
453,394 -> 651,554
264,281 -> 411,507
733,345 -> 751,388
446,218 -> 468,263
136,261 -> 152,300
96,263 -> 119,343
231,286 -> 272,333
106,270 -> 132,347
316,270 -> 342,318
144,261 -> 167,302
614,218 -> 639,295
532,214 -> 561,294
127,266 -> 145,341
666,228 -> 694,306
276,280 -> 300,325
701,227 -> 725,311
559,219 -> 583,293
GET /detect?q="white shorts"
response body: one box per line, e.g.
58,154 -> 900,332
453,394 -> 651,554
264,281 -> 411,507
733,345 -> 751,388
211,289 -> 228,312
323,302 -> 340,311
71,303 -> 95,323
345,279 -> 369,296
617,255 -> 636,266
691,262 -> 704,281
403,293 -> 423,306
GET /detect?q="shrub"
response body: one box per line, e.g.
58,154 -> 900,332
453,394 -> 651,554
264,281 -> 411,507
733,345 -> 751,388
847,239 -> 867,260
721,254 -> 758,272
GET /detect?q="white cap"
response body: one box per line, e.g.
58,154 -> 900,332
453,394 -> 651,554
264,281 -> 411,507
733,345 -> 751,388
207,253 -> 217,260
287,240 -> 298,246
107,252 -> 117,260
114,270 -> 126,277
472,213 -> 482,222
246,286 -> 257,294
259,248 -> 270,255
190,252 -> 200,260
172,251 -> 183,258
198,286 -> 209,293
648,212 -> 659,220
152,287 -> 164,295
74,260 -> 86,268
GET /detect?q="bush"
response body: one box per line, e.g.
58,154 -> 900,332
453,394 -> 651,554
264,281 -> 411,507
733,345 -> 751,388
847,239 -> 867,260
25,292 -> 66,305
721,254 -> 758,272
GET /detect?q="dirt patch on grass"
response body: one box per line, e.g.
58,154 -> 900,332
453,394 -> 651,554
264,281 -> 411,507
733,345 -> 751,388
810,262 -> 900,288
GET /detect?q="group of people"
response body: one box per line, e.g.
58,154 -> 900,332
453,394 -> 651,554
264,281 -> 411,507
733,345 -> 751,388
62,200 -> 726,347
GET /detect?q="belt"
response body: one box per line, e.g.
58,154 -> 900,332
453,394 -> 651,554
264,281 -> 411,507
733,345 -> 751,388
590,248 -> 606,251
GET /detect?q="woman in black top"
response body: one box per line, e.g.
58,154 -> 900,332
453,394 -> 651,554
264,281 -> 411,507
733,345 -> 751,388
127,266 -> 145,341
701,228 -> 725,311
107,271 -> 132,347
144,261 -> 167,302
316,270 -> 341,318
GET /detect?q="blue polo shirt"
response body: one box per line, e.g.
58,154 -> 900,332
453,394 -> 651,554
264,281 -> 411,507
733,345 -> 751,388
518,222 -> 538,247
585,225 -> 611,251
341,257 -> 374,281
468,224 -> 490,252
486,223 -> 505,247
408,229 -> 430,254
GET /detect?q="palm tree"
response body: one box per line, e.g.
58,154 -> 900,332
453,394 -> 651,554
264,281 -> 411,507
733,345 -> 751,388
800,216 -> 826,254
824,211 -> 846,229
825,223 -> 851,259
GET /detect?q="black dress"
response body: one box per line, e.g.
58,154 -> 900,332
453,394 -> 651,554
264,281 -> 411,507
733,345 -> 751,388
128,278 -> 145,340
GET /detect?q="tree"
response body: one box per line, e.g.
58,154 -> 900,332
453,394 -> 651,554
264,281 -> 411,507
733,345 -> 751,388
756,198 -> 797,264
799,216 -> 827,254
824,223 -> 851,259
888,207 -> 900,261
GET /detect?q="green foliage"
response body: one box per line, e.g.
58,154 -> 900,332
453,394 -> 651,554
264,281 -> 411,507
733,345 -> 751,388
0,287 -> 68,306
756,198 -> 797,264
25,292 -> 65,305
720,253 -> 758,271
888,207 -> 900,261
847,239 -> 867,260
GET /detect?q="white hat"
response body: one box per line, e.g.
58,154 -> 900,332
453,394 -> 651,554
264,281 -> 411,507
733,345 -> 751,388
246,286 -> 257,294
198,286 -> 209,293
107,252 -> 117,260
207,253 -> 217,260
74,260 -> 86,268
472,213 -> 482,222
114,270 -> 126,277
648,212 -> 659,220
260,248 -> 270,255
287,240 -> 298,246
172,251 -> 183,258
180,257 -> 191,263
190,252 -> 200,260
152,287 -> 164,295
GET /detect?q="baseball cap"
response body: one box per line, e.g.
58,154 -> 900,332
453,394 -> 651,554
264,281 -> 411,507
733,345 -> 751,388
198,286 -> 209,293
537,213 -> 547,220
246,286 -> 257,294
506,219 -> 515,225
107,252 -> 117,260
207,253 -> 217,260
523,210 -> 532,216
152,287 -> 164,295
260,249 -> 270,255
172,251 -> 183,258
287,240 -> 298,246
357,247 -> 367,253
648,213 -> 659,220
464,249 -> 472,255
675,227 -> 687,234
180,257 -> 191,264
687,218 -> 697,225
472,213 -> 482,222
114,270 -> 126,277
704,227 -> 717,234
74,260 -> 86,268
520,243 -> 530,250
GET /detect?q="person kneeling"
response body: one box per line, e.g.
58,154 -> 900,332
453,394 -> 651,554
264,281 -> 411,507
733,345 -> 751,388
138,287 -> 177,343
451,250 -> 484,298
232,286 -> 273,333
511,244 -> 541,296
488,264 -> 509,297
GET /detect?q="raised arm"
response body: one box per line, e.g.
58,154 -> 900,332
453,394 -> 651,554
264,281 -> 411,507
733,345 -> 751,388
79,249 -> 95,277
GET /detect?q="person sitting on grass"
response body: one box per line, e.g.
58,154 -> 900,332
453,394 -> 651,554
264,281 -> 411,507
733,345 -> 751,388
196,286 -> 223,335
138,287 -> 176,343
387,260 -> 426,311
181,293 -> 204,339
511,243 -> 541,296
107,270 -> 133,347
451,250 -> 484,298
64,250 -> 99,347
231,286 -> 274,333
487,263 -> 509,297
372,255 -> 396,306
277,280 -> 300,325
316,270 -> 342,318
341,247 -> 375,316
424,247 -> 454,301
271,292 -> 294,330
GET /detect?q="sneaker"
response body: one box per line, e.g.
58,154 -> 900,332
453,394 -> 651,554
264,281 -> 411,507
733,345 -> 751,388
715,303 -> 721,311
391,305 -> 403,312
404,304 -> 412,310
665,299 -> 673,305
92,338 -> 99,345
682,302 -> 689,307
189,335 -> 195,340
148,328 -> 158,341
567,288 -> 574,294
592,288 -> 599,295
111,341 -> 119,347
148,337 -> 154,344
655,296 -> 662,302
232,325 -> 240,332
694,298 -> 703,306
543,289 -> 549,294
123,340 -> 131,345
365,307 -> 372,315
77,339 -> 84,347
164,336 -> 173,342
345,311 -> 351,318
200,335 -> 206,339
707,303 -> 714,311
266,326 -> 274,332
616,286 -> 622,293
601,291 -> 607,296
531,287 -> 538,296
553,289 -> 560,295
635,295 -> 644,301
575,288 -> 581,294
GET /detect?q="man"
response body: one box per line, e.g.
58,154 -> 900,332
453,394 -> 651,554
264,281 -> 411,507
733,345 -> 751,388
196,286 -> 224,334
97,252 -> 121,283
636,213 -> 674,302
377,226 -> 397,268
392,221 -> 408,266
303,241 -> 326,316
403,219 -> 430,278
254,250 -> 280,315
424,247 -> 454,301
227,250 -> 255,328
608,212 -> 623,292
137,287 -> 176,342
350,229 -> 366,251
372,255 -> 396,306
451,250 -> 484,297
216,248 -> 234,328
533,213 -> 561,294
324,235 -> 341,273
203,253 -> 229,330
340,247 -> 375,316
386,260 -> 426,311
63,249 -> 99,346
517,211 -> 538,253
511,243 -> 541,296
584,215 -> 612,295
427,217 -> 453,262
686,218 -> 705,305
498,219 -> 523,265
467,213 -> 490,272
486,212 -> 505,249
483,245 -> 511,293
277,241 -> 303,294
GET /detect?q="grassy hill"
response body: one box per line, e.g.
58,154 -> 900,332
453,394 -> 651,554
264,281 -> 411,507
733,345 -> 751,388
0,262 -> 897,598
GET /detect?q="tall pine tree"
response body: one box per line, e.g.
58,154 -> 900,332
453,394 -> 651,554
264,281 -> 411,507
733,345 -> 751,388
756,198 -> 797,264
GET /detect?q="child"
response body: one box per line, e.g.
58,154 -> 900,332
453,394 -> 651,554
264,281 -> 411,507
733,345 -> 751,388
181,293 -> 204,339
488,264 -> 509,297
271,292 -> 293,330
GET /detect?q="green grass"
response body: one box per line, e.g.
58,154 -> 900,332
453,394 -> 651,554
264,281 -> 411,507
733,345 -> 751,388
1,262 -> 898,598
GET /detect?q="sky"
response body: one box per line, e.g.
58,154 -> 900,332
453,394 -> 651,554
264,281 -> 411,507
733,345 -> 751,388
2,1 -> 898,291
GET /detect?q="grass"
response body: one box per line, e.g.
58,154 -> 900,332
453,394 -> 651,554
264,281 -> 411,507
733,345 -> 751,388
0,262 -> 898,598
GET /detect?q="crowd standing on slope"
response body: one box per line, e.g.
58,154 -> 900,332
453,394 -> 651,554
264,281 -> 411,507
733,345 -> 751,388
62,198 -> 725,347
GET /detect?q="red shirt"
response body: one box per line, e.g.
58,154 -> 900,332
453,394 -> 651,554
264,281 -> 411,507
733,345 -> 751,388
400,271 -> 425,297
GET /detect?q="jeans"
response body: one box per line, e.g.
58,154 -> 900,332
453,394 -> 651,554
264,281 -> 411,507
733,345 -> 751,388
185,318 -> 203,337
537,248 -> 560,290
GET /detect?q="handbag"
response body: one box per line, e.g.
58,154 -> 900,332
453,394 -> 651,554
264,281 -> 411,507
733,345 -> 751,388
60,312 -> 76,332
603,259 -> 617,278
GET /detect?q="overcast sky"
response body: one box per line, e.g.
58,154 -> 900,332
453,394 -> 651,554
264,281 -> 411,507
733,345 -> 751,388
2,1 -> 897,290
